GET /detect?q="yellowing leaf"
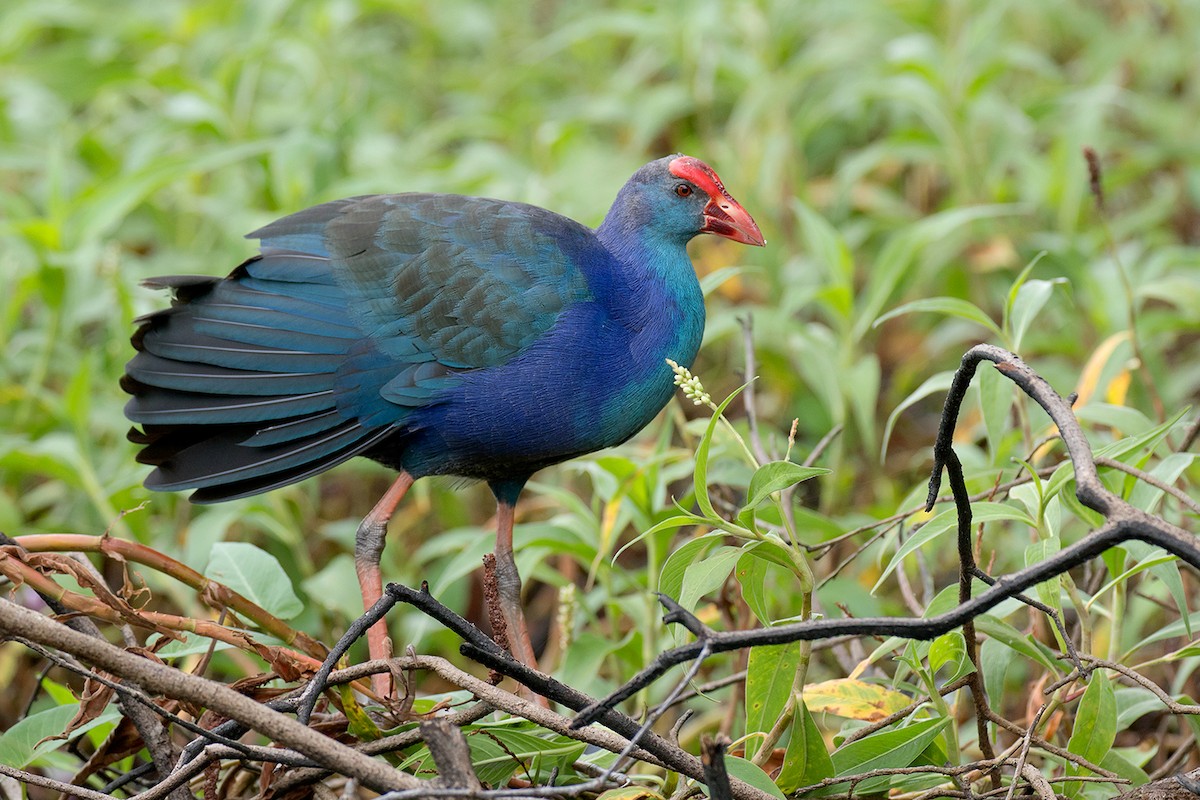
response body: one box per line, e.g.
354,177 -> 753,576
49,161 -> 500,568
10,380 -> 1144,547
596,789 -> 663,800
802,679 -> 911,722
1035,331 -> 1131,459
1076,332 -> 1131,407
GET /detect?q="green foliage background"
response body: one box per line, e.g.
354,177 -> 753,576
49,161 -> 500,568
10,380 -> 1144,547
1,0 -> 1198,794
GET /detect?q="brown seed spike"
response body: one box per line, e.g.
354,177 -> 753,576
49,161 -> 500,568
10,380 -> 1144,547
1083,146 -> 1105,212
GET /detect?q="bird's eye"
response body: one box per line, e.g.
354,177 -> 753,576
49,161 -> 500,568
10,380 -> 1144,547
674,183 -> 693,198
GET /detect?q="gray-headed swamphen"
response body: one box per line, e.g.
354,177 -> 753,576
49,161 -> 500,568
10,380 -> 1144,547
123,155 -> 764,693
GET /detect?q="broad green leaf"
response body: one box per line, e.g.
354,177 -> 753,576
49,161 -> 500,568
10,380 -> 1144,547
1074,403 -> 1154,435
874,296 -> 1001,336
1044,407 -> 1188,502
1065,673 -> 1116,798
700,265 -> 751,296
399,727 -> 585,788
720,756 -> 787,800
929,631 -> 972,682
1113,687 -> 1165,731
979,637 -> 1017,708
829,717 -> 950,794
793,201 -> 854,291
745,643 -> 802,760
852,204 -> 1024,341
973,615 -> 1062,674
1100,749 -> 1150,786
1002,251 -> 1049,334
741,537 -> 802,572
742,461 -> 829,512
659,533 -> 724,602
776,699 -> 835,793
205,542 -> 303,620
597,789 -> 663,800
1026,537 -> 1062,617
1128,452 -> 1197,513
678,546 -> 743,612
736,552 -> 772,624
0,703 -> 121,768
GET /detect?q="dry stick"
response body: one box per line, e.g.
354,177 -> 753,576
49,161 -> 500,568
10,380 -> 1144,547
0,533 -> 194,800
0,599 -> 416,794
0,762 -> 117,800
701,735 -> 734,800
303,583 -> 777,800
981,706 -> 1120,780
574,345 -> 1200,724
236,700 -> 495,798
420,718 -> 483,792
1075,656 -> 1200,714
1094,456 -> 1200,515
0,548 -> 324,673
841,674 -> 974,745
12,533 -> 327,659
941,444 -> 999,785
13,638 -> 310,768
1149,734 -> 1197,782
1005,702 -> 1051,800
808,465 -> 1059,558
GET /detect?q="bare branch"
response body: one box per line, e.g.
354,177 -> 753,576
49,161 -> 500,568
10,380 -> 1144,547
0,599 -> 418,794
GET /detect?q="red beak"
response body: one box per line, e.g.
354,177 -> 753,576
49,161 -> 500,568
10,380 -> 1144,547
700,195 -> 766,246
668,156 -> 765,247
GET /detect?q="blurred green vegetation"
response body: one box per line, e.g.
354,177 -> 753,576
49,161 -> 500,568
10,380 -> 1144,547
2,0 -> 1198,794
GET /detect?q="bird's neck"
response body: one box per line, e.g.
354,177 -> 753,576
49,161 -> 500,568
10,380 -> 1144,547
594,215 -> 706,370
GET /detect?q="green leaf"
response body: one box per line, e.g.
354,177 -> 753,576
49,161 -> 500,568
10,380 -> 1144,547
1100,749 -> 1150,786
852,204 -> 1024,341
614,514 -> 704,563
973,615 -> 1062,674
1113,687 -> 1166,731
1007,278 -> 1064,351
0,703 -> 121,768
736,552 -> 772,624
929,631 -> 972,681
659,533 -> 724,601
977,363 -> 1012,464
1065,672 -> 1116,798
742,461 -> 829,512
744,643 -> 802,760
874,296 -> 1002,336
693,386 -> 748,521
882,371 -> 954,462
1044,407 -> 1188,502
720,756 -> 788,800
776,699 -> 835,793
1001,251 -> 1049,333
204,542 -> 303,620
874,503 -> 1033,591
828,717 -> 950,794
678,546 -> 743,612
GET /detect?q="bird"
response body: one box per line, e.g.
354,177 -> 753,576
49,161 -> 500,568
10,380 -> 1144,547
122,155 -> 764,692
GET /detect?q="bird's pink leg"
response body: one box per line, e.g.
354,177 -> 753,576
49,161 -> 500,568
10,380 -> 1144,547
493,500 -> 539,672
355,471 -> 415,696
